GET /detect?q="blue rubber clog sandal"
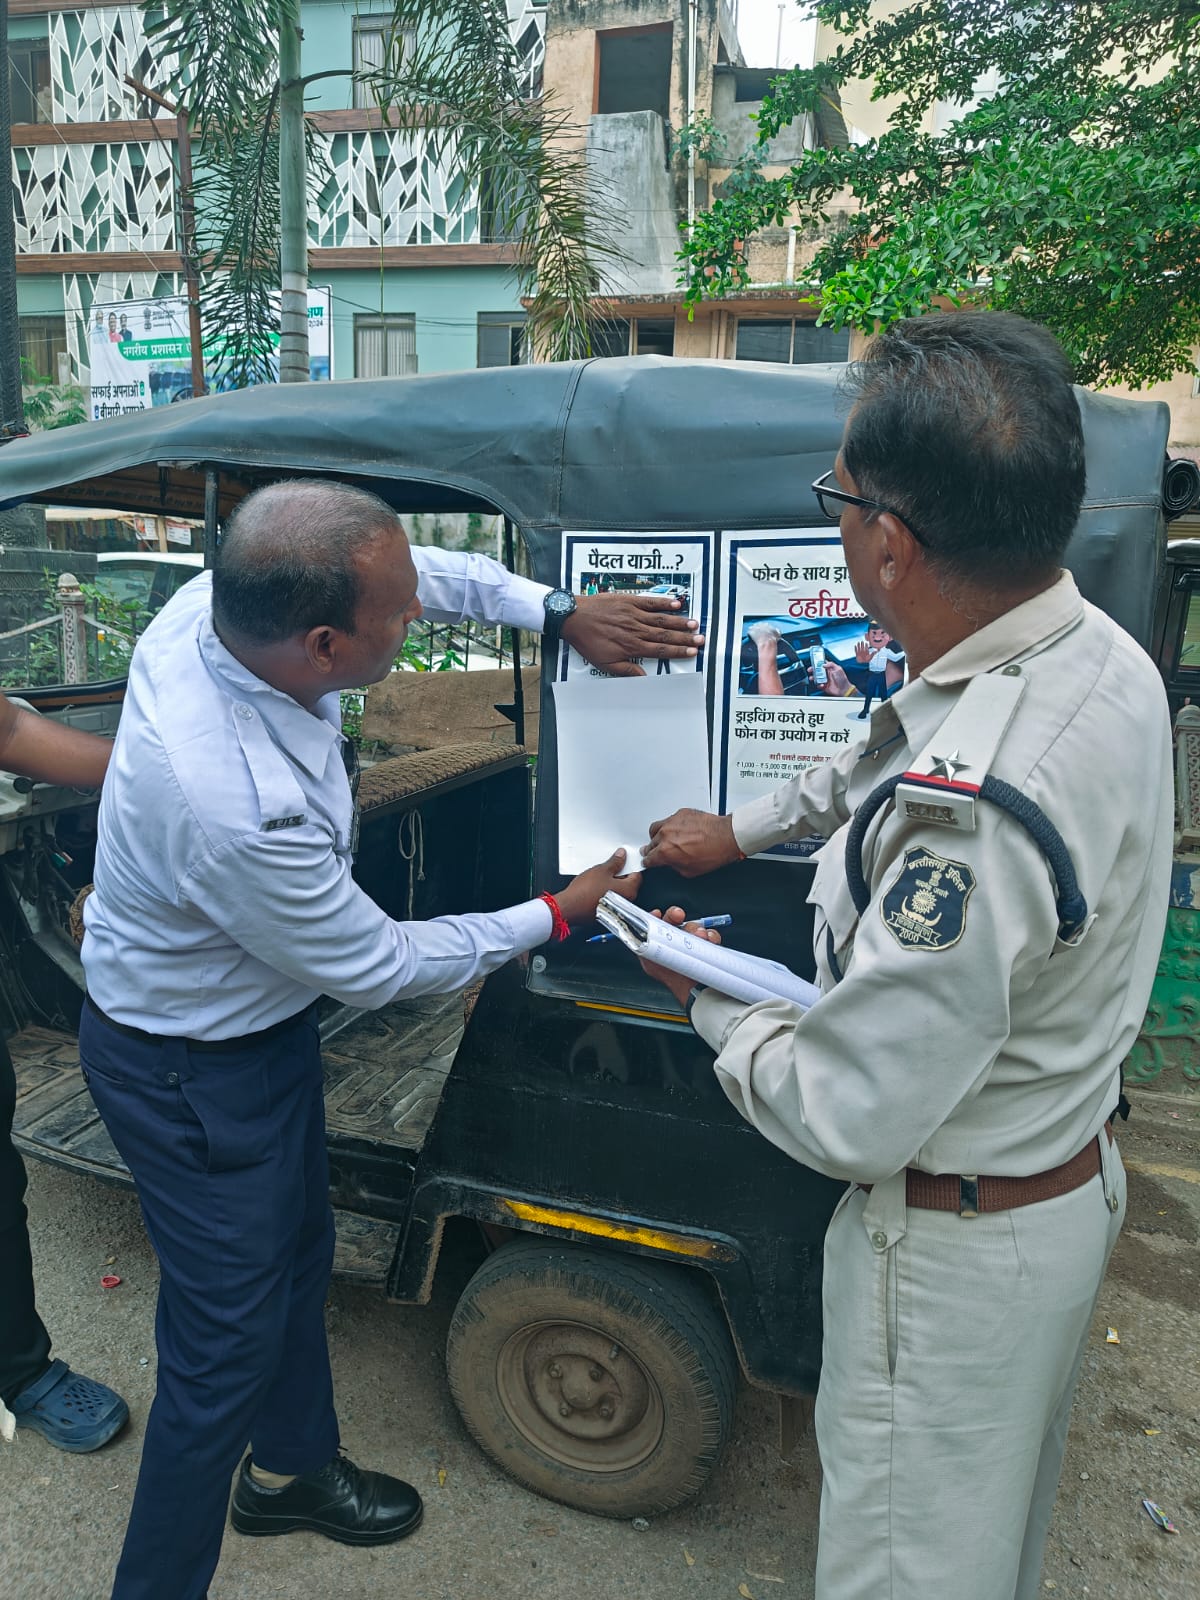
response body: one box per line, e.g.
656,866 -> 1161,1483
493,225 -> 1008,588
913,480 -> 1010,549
10,1359 -> 129,1453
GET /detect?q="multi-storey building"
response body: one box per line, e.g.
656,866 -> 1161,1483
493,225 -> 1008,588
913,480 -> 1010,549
10,0 -> 545,389
540,0 -> 847,365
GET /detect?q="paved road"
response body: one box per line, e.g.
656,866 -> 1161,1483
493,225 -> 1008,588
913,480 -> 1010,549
2,1089 -> 1197,1600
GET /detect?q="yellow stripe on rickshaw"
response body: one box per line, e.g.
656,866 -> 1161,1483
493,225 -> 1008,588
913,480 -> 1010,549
500,1199 -> 737,1262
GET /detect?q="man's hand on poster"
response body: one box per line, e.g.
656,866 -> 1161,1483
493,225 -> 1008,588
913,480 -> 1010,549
638,906 -> 723,1008
560,594 -> 704,679
854,638 -> 873,666
555,848 -> 643,925
642,809 -> 743,877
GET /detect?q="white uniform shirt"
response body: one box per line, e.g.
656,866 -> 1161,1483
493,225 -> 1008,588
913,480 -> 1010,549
693,573 -> 1173,1182
82,551 -> 553,1038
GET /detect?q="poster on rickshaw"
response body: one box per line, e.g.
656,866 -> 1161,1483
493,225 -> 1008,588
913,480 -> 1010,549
558,532 -> 713,680
713,532 -> 890,860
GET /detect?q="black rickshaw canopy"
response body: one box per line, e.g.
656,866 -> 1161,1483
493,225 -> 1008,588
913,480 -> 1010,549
0,355 -> 1171,645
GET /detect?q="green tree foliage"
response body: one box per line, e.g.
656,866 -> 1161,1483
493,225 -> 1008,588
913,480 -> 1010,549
143,0 -> 608,383
682,2 -> 1200,387
19,358 -> 86,431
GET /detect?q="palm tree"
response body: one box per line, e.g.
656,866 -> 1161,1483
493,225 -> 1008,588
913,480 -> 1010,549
143,0 -> 606,385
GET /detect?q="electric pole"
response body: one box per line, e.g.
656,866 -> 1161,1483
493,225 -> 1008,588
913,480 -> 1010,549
1,0 -> 28,439
277,0 -> 310,382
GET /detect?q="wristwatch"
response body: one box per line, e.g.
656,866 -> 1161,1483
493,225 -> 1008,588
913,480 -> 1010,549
542,587 -> 578,639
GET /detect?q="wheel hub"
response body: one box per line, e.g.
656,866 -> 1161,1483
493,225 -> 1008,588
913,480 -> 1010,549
496,1320 -> 664,1472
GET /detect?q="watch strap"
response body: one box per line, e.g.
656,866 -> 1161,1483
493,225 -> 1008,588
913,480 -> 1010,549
542,587 -> 577,640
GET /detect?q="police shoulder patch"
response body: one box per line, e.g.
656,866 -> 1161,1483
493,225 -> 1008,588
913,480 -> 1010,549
880,846 -> 976,953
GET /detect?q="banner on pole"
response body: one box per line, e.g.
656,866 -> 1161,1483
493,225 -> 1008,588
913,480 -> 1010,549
86,287 -> 333,420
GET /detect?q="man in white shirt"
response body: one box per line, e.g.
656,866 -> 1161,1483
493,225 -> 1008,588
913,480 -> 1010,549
641,313 -> 1172,1600
79,479 -> 672,1600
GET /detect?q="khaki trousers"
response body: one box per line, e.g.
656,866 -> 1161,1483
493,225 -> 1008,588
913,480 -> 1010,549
814,1133 -> 1125,1600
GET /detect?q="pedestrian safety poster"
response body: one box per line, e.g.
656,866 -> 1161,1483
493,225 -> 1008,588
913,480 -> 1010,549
557,532 -> 713,680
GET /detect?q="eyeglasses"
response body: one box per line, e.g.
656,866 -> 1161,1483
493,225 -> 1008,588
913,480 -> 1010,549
811,470 -> 930,547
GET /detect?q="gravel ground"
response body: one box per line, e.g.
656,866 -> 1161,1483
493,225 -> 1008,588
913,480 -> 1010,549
1,1088 -> 1196,1600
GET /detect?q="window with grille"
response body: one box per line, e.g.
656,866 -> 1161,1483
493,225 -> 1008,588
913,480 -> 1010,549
19,315 -> 69,384
632,318 -> 674,356
9,38 -> 52,125
1179,586 -> 1200,674
354,314 -> 417,378
586,319 -> 675,358
477,313 -> 526,368
352,15 -> 415,109
735,319 -> 850,365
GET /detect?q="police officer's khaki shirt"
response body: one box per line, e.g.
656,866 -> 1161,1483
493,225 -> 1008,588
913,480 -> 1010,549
691,573 -> 1173,1183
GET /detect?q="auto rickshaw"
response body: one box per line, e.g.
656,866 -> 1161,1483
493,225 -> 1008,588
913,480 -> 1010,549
0,357 -> 1177,1515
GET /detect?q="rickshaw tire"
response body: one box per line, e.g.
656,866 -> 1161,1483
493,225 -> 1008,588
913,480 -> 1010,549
446,1236 -> 737,1519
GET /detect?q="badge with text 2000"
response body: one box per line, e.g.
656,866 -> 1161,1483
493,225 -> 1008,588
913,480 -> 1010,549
881,847 -> 977,953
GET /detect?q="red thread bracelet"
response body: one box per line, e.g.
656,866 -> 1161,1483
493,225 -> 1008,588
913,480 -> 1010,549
538,891 -> 570,943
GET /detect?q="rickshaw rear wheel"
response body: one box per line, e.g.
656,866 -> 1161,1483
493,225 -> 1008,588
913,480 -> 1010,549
446,1237 -> 736,1518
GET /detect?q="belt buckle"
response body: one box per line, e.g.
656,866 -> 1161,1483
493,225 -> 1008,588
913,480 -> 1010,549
959,1175 -> 980,1218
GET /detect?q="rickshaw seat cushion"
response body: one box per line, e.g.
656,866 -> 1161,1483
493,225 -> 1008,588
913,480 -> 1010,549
357,742 -> 528,816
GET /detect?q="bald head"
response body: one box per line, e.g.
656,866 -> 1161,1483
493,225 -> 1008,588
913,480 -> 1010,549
213,479 -> 404,645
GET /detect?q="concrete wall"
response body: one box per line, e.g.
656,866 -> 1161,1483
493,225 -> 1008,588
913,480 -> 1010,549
319,266 -> 524,377
709,68 -> 810,167
543,0 -> 729,209
1106,361 -> 1200,450
16,267 -> 523,383
301,1 -> 358,112
814,3 -> 936,142
587,111 -> 680,296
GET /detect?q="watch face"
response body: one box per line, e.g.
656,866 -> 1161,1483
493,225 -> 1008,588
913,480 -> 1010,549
545,589 -> 576,618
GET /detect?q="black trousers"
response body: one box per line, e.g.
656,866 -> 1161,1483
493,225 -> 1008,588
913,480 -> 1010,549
80,1003 -> 337,1600
0,1032 -> 53,1405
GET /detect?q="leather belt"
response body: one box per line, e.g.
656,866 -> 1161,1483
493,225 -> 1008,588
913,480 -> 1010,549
85,996 -> 317,1054
861,1123 -> 1113,1217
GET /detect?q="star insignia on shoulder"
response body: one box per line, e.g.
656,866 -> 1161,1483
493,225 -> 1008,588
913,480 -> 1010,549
928,750 -> 970,782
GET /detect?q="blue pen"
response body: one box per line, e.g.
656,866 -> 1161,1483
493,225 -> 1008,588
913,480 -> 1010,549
587,914 -> 733,946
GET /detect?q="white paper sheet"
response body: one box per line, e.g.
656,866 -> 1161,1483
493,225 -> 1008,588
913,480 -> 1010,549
596,893 -> 821,1010
553,674 -> 712,873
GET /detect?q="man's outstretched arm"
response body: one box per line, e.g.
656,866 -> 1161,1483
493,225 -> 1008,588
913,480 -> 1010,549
409,545 -> 703,675
641,739 -> 862,877
0,695 -> 111,789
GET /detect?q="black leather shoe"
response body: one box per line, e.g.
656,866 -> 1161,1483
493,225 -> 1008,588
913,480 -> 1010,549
230,1451 -> 423,1546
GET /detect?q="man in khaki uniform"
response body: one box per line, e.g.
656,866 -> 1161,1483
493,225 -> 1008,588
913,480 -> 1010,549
641,312 -> 1172,1600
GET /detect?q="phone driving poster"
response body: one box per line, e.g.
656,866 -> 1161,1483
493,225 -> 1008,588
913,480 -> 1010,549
714,533 -> 889,860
